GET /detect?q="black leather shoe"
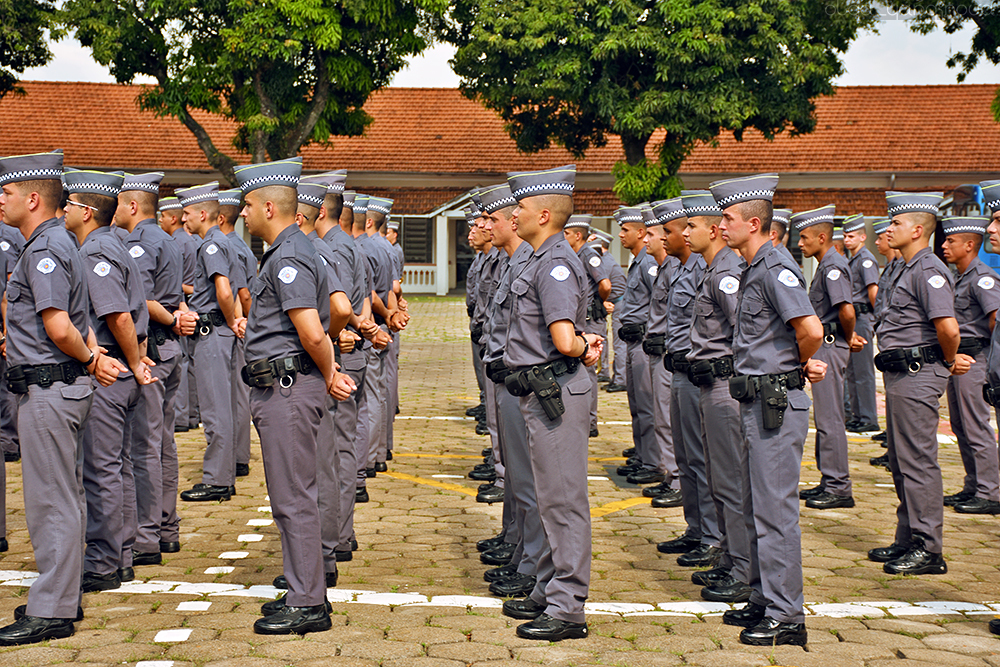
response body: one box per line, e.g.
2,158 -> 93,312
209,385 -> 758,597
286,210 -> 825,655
657,533 -> 701,554
883,546 -> 947,575
180,484 -> 232,502
944,490 -> 976,506
159,541 -> 180,553
489,573 -> 536,597
477,485 -> 504,504
677,544 -> 722,568
484,564 -> 518,582
253,604 -> 332,635
466,404 -> 485,417
691,566 -> 730,587
869,453 -> 890,469
606,383 -> 627,392
132,550 -> 162,566
868,543 -> 909,563
723,602 -> 767,628
15,604 -> 83,623
701,575 -> 753,603
81,571 -> 121,593
374,462 -> 388,473
385,451 -> 393,461
597,375 -> 611,383
516,613 -> 588,641
643,481 -> 673,498
844,417 -> 861,429
872,430 -> 887,442
622,447 -> 636,457
468,467 -> 496,481
627,469 -> 665,485
502,597 -> 545,620
805,492 -> 855,510
990,618 -> 1000,635
481,448 -> 492,457
475,422 -> 489,436
477,482 -> 494,492
174,425 -> 189,433
272,571 -> 338,590
365,467 -> 377,478
0,538 -> 7,552
355,487 -> 369,503
3,452 -> 19,463
350,539 -> 358,551
335,550 -> 352,562
615,462 -> 643,476
740,617 -> 807,646
651,489 -> 684,508
954,497 -> 1000,514
236,463 -> 250,477
481,543 -> 515,566
261,594 -> 333,616
0,616 -> 75,645
798,485 -> 824,500
477,534 -> 506,552
589,427 -> 599,438
117,567 -> 134,583
848,421 -> 880,433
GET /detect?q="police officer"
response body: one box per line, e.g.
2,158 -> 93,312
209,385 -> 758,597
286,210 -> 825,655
869,217 -> 900,455
0,151 -> 115,644
769,209 -> 794,259
498,165 -> 598,641
982,188 -> 1000,644
384,217 -> 405,460
0,217 -> 22,462
711,173 -> 824,646
465,198 -> 488,422
794,205 -> 857,510
868,191 -> 966,576
116,172 -> 195,565
589,229 -> 626,389
843,214 -> 881,433
938,214 -> 1000,514
176,182 -> 242,502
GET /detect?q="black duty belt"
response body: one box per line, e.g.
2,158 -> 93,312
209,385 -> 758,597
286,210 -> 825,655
958,337 -> 991,356
688,356 -> 735,386
728,368 -> 805,403
486,359 -> 512,384
874,345 -> 943,373
197,310 -> 227,336
241,352 -> 315,389
504,357 -> 580,397
6,361 -> 87,394
149,321 -> 178,344
822,322 -> 844,344
619,323 -> 646,343
470,322 -> 484,341
642,334 -> 665,357
984,383 -> 1000,408
663,350 -> 691,374
854,301 -> 873,315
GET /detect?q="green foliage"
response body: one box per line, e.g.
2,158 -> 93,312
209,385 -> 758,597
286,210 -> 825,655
612,160 -> 683,205
0,0 -> 56,99
62,0 -> 447,180
443,0 -> 875,205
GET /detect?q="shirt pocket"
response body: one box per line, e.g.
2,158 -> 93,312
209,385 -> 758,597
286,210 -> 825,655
738,295 -> 766,337
694,300 -> 714,319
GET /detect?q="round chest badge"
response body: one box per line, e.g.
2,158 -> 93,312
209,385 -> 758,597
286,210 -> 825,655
863,259 -> 874,269
648,265 -> 658,277
978,276 -> 995,290
0,242 -> 9,252
827,269 -> 841,281
550,265 -> 570,282
778,269 -> 798,287
36,257 -> 56,274
719,276 -> 740,295
589,256 -> 601,268
93,261 -> 111,277
278,267 -> 298,284
927,275 -> 946,289
129,245 -> 145,259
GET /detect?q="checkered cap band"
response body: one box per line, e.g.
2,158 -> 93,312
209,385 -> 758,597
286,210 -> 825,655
680,191 -> 723,217
218,189 -> 241,207
980,180 -> 1000,213
832,228 -> 843,239
159,197 -> 182,212
709,173 -> 778,208
387,221 -> 399,231
565,214 -> 592,229
63,168 -> 124,196
121,172 -> 164,193
716,189 -> 774,207
771,213 -> 790,225
479,183 -> 517,214
367,197 -> 393,215
885,191 -> 942,216
590,228 -> 613,243
175,182 -> 219,207
483,195 -> 516,215
510,181 -> 574,200
791,205 -> 835,231
652,198 -> 685,224
342,191 -> 356,209
297,193 -> 324,208
887,202 -> 939,215
233,158 -> 302,194
507,165 -> 576,201
0,151 -> 64,186
873,220 -> 890,235
941,216 -> 989,236
842,215 -> 865,233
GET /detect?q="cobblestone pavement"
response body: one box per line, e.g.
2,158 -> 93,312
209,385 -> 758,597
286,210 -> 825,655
1,295 -> 999,666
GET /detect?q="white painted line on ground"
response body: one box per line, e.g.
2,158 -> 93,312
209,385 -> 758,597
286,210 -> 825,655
875,483 -> 895,488
247,519 -> 272,526
237,534 -> 263,542
136,662 -> 174,667
219,552 -> 249,559
587,476 -> 611,481
153,629 -> 192,642
257,506 -> 272,513
204,567 -> 235,575
176,601 -> 212,612
431,474 -> 466,479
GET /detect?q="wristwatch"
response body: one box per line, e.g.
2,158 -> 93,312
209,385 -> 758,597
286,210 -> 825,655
943,358 -> 955,368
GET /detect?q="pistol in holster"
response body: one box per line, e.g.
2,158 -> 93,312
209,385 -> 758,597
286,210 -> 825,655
984,383 -> 1000,408
527,365 -> 565,421
759,373 -> 788,430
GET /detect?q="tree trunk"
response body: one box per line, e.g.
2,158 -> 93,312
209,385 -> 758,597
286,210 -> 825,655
620,133 -> 651,166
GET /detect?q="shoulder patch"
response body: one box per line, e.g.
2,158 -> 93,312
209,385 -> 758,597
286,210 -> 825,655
205,244 -> 218,255
93,261 -> 111,277
978,276 -> 995,290
36,257 -> 56,274
278,266 -> 298,284
129,245 -> 145,259
777,268 -> 799,288
827,268 -> 841,281
550,265 -> 571,282
927,274 -> 946,289
589,256 -> 601,268
719,275 -> 740,295
0,241 -> 9,252
862,259 -> 874,269
648,265 -> 658,277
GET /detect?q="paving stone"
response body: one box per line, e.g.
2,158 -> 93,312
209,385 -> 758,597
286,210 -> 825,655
0,647 -> 76,667
295,658 -> 377,667
897,648 -> 993,665
863,618 -> 951,636
427,641 -> 510,661
389,625 -> 470,644
168,640 -> 252,661
682,651 -> 770,667
203,659 -> 287,667
594,652 -> 684,667
339,641 -> 425,660
513,645 -> 596,664
922,633 -> 1000,654
72,643 -> 166,664
255,639 -> 341,661
49,628 -> 131,649
383,659 -> 465,667
835,628 -> 927,648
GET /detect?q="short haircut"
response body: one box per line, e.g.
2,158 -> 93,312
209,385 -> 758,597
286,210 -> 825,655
954,231 -> 984,252
191,201 -> 220,221
535,194 -> 573,228
771,218 -> 787,241
256,185 -> 296,217
296,202 -> 319,225
813,222 -> 834,240
76,193 -> 117,226
368,210 -> 386,230
219,204 -> 240,228
123,190 -> 158,216
737,200 -> 773,233
323,193 -> 344,221
13,179 -> 62,209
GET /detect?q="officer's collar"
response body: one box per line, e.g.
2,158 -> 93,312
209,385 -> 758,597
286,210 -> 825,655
205,225 -> 225,239
535,232 -> 563,255
958,253 -> 981,277
904,245 -> 932,267
260,224 -> 301,265
749,240 -> 774,266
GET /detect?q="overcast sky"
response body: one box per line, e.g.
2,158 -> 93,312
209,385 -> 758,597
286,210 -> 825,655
20,20 -> 999,87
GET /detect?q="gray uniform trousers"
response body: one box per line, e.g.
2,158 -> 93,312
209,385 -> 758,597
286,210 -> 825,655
82,372 -> 142,575
742,387 -> 810,625
21,376 -> 93,618
523,365 -> 591,623
316,397 -> 341,576
599,316 -> 611,376
700,380 -> 751,582
948,350 -> 1000,501
233,339 -> 251,467
672,372 -> 719,545
132,343 -> 182,553
0,356 -> 19,455
648,355 -> 679,486
484,379 -> 505,490
173,337 -> 189,429
187,338 -> 200,427
845,314 -> 878,425
363,339 -> 389,469
812,342 -> 852,497
252,370 -> 327,607
496,386 -> 545,574
586,363 -> 599,430
885,365 -> 949,553
193,327 -> 237,486
611,307 -> 627,385
625,341 -> 656,468
386,332 -> 399,454
471,338 -> 486,405
0,358 -> 7,535
334,347 -> 366,544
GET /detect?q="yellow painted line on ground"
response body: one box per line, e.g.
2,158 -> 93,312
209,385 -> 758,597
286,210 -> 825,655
591,496 -> 650,518
380,471 -> 477,497
390,452 -> 627,462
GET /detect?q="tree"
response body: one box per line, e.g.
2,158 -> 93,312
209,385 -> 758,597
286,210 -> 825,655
0,0 -> 56,100
442,0 -> 875,203
63,0 -> 446,182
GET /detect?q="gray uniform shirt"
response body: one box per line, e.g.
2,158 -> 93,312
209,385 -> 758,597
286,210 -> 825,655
878,246 -> 955,350
849,246 -> 880,305
356,233 -> 393,324
0,224 -> 23,270
466,251 -> 483,315
322,226 -> 366,313
245,224 -> 330,362
127,218 -> 184,312
689,246 -> 744,362
226,230 -> 257,291
645,255 -> 676,338
171,228 -> 198,289
733,242 -> 815,376
306,231 -> 347,296
603,251 -> 627,301
954,255 -> 1000,340
504,234 -> 587,369
874,257 -> 902,333
392,243 -> 405,281
80,226 -> 149,349
6,218 -> 90,366
618,248 -> 657,326
188,226 -> 235,315
809,248 -> 852,346
473,247 -> 502,332
665,253 -> 706,354
578,244 -> 610,307
484,242 -> 533,365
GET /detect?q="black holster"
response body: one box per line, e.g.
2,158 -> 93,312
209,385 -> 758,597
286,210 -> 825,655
642,334 -> 665,357
728,375 -> 757,404
5,365 -> 27,394
526,365 -> 565,421
984,383 -> 1000,408
587,298 -> 607,322
688,356 -> 734,386
486,359 -> 511,384
759,373 -> 789,430
619,323 -> 645,343
470,322 -> 484,342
